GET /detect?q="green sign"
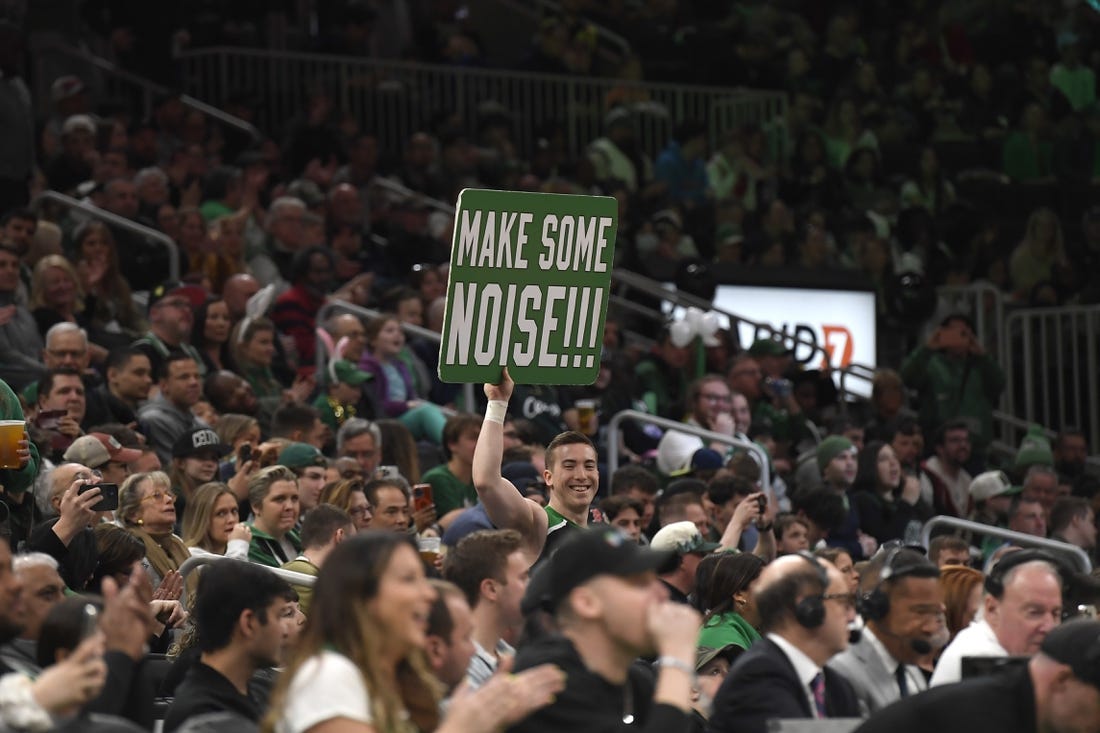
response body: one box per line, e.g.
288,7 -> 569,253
439,188 -> 618,385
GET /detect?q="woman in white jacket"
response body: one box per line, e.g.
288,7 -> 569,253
181,482 -> 251,559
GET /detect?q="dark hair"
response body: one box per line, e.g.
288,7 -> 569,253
201,165 -> 241,201
792,487 -> 846,532
1008,493 -> 1043,521
364,477 -> 410,506
37,596 -> 104,667
544,431 -> 595,470
852,440 -> 893,494
775,513 -> 809,541
610,465 -> 659,497
706,474 -> 756,506
426,579 -> 464,640
90,523 -> 145,591
889,417 -> 922,439
440,414 -> 481,461
1050,496 -> 1091,534
86,423 -> 143,449
36,367 -> 82,402
934,419 -> 970,447
290,245 -> 334,283
940,313 -> 975,332
0,207 -> 35,226
599,495 -> 644,522
271,403 -> 321,439
694,552 -> 766,622
159,350 -> 199,381
754,559 -> 828,632
105,346 -> 148,374
193,559 -> 294,653
300,503 -> 354,549
928,535 -> 970,565
658,491 -> 704,525
442,529 -> 525,608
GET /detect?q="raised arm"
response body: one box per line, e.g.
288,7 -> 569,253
472,368 -> 548,557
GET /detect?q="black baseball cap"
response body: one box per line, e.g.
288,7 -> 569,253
172,428 -> 232,460
1039,618 -> 1100,691
521,526 -> 676,614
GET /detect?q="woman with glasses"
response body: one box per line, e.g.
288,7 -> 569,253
118,471 -> 191,592
318,478 -> 373,532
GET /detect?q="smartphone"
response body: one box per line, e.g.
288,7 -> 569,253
238,444 -> 253,464
35,409 -> 69,431
79,482 -> 119,512
412,483 -> 434,512
756,494 -> 767,516
375,465 -> 400,481
80,603 -> 99,640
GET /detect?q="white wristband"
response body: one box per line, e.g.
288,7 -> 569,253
485,400 -> 508,425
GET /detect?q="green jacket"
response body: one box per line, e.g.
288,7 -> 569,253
698,611 -> 762,652
0,378 -> 39,544
247,524 -> 302,568
899,346 -> 1005,449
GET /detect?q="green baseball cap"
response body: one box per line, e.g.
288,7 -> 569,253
332,359 -> 372,386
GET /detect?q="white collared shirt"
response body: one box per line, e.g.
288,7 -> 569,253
929,618 -> 1007,687
768,632 -> 824,718
862,626 -> 927,696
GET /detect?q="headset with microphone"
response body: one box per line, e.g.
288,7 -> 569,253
858,546 -> 940,655
793,552 -> 830,629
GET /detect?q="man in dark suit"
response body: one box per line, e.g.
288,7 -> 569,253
854,619 -> 1100,733
708,553 -> 861,733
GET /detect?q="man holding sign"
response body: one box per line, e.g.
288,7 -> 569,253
473,369 -> 598,561
442,188 -> 619,560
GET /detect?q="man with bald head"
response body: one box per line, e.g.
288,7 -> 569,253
26,463 -> 103,591
708,554 -> 860,733
223,273 -> 260,322
930,550 -> 1064,686
326,313 -> 368,364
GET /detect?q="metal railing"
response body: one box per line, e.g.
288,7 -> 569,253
487,0 -> 633,65
606,409 -> 770,489
934,283 -> 1007,366
1003,306 -> 1100,454
178,47 -> 788,160
371,177 -> 455,215
316,299 -> 477,412
920,516 -> 1092,572
33,191 -> 180,282
610,268 -> 878,398
178,555 -> 316,610
33,41 -> 261,143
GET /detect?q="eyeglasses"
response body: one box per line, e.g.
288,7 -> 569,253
140,490 -> 172,505
700,393 -> 732,403
47,349 -> 86,360
822,592 -> 858,609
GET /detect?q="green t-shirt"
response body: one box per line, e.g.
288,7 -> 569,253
422,464 -> 477,516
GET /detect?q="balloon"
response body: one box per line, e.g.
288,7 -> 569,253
669,320 -> 695,348
699,312 -> 721,337
685,307 -> 704,331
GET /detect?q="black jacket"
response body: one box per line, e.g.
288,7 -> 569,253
27,519 -> 98,591
708,637 -> 860,733
508,634 -> 693,733
853,665 -> 1036,733
163,662 -> 261,733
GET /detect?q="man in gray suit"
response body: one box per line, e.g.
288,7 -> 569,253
828,547 -> 944,715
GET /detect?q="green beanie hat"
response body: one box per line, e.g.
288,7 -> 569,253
816,435 -> 855,473
1015,424 -> 1054,471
